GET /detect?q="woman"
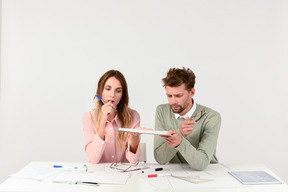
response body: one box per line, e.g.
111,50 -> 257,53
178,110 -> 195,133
83,70 -> 141,164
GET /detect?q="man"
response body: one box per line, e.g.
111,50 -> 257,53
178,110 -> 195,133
154,67 -> 221,171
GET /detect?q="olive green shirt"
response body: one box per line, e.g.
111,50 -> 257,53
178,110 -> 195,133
154,103 -> 221,171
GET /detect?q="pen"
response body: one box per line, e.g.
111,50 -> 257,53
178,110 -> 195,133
148,173 -> 171,178
53,165 -> 77,169
95,95 -> 117,111
75,181 -> 98,185
142,168 -> 163,173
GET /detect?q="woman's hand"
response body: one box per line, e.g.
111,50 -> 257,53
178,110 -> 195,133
97,102 -> 116,140
128,127 -> 153,153
100,102 -> 115,120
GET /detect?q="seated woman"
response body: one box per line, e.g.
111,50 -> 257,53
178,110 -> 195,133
83,70 -> 141,164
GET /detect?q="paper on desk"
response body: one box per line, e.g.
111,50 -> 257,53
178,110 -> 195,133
53,170 -> 130,184
10,167 -> 61,180
143,163 -> 244,190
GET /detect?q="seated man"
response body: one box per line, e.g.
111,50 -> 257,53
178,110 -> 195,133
154,67 -> 221,171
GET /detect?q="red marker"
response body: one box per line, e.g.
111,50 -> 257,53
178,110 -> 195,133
148,173 -> 171,178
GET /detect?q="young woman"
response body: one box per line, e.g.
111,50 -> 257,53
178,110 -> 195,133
83,70 -> 141,164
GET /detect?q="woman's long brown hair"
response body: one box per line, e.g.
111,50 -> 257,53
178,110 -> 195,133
93,70 -> 132,150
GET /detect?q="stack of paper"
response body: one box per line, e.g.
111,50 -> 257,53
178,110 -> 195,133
52,170 -> 130,185
10,167 -> 61,180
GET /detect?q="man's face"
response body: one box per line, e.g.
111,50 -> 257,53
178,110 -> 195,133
165,84 -> 195,116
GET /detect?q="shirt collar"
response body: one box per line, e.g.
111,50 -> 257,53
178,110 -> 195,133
114,114 -> 122,128
174,99 -> 197,119
105,113 -> 122,127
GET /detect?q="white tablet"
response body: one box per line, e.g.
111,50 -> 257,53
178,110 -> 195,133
229,171 -> 282,185
118,128 -> 172,136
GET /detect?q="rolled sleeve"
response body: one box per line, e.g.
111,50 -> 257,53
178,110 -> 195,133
83,111 -> 107,164
126,141 -> 141,164
125,110 -> 141,164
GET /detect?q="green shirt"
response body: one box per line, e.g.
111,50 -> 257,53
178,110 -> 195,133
154,103 -> 221,171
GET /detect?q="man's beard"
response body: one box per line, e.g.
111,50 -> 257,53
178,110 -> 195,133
171,104 -> 185,114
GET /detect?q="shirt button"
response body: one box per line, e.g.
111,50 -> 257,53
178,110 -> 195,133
112,155 -> 114,158
111,141 -> 114,144
99,148 -> 102,151
110,127 -> 113,130
101,141 -> 104,145
96,155 -> 99,158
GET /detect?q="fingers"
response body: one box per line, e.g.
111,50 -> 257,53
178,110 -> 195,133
164,130 -> 182,148
101,102 -> 114,116
180,128 -> 193,136
105,102 -> 116,110
107,101 -> 117,110
167,130 -> 175,135
129,132 -> 140,137
159,130 -> 173,138
180,119 -> 196,136
181,128 -> 193,136
137,127 -> 153,131
183,118 -> 196,126
128,127 -> 154,136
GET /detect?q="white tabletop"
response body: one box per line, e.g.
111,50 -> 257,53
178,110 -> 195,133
0,161 -> 287,192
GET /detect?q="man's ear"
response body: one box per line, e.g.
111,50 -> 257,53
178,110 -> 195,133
190,88 -> 195,97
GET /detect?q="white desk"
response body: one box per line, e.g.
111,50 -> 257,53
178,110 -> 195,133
0,161 -> 287,192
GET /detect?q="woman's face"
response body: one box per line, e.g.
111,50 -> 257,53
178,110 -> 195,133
102,77 -> 123,108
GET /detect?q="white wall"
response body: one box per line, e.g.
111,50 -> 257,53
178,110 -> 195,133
1,0 -> 288,183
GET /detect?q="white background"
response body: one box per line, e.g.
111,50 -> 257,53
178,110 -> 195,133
1,0 -> 288,183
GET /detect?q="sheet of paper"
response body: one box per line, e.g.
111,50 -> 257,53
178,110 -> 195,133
142,163 -> 245,190
118,128 -> 172,136
10,167 -> 61,180
52,170 -> 130,185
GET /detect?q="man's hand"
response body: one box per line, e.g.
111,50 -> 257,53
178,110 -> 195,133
160,130 -> 183,148
180,117 -> 196,136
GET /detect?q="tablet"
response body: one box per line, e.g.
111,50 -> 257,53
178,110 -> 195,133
228,171 -> 282,185
118,128 -> 172,136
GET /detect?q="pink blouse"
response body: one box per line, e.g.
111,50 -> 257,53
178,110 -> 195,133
83,109 -> 141,164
